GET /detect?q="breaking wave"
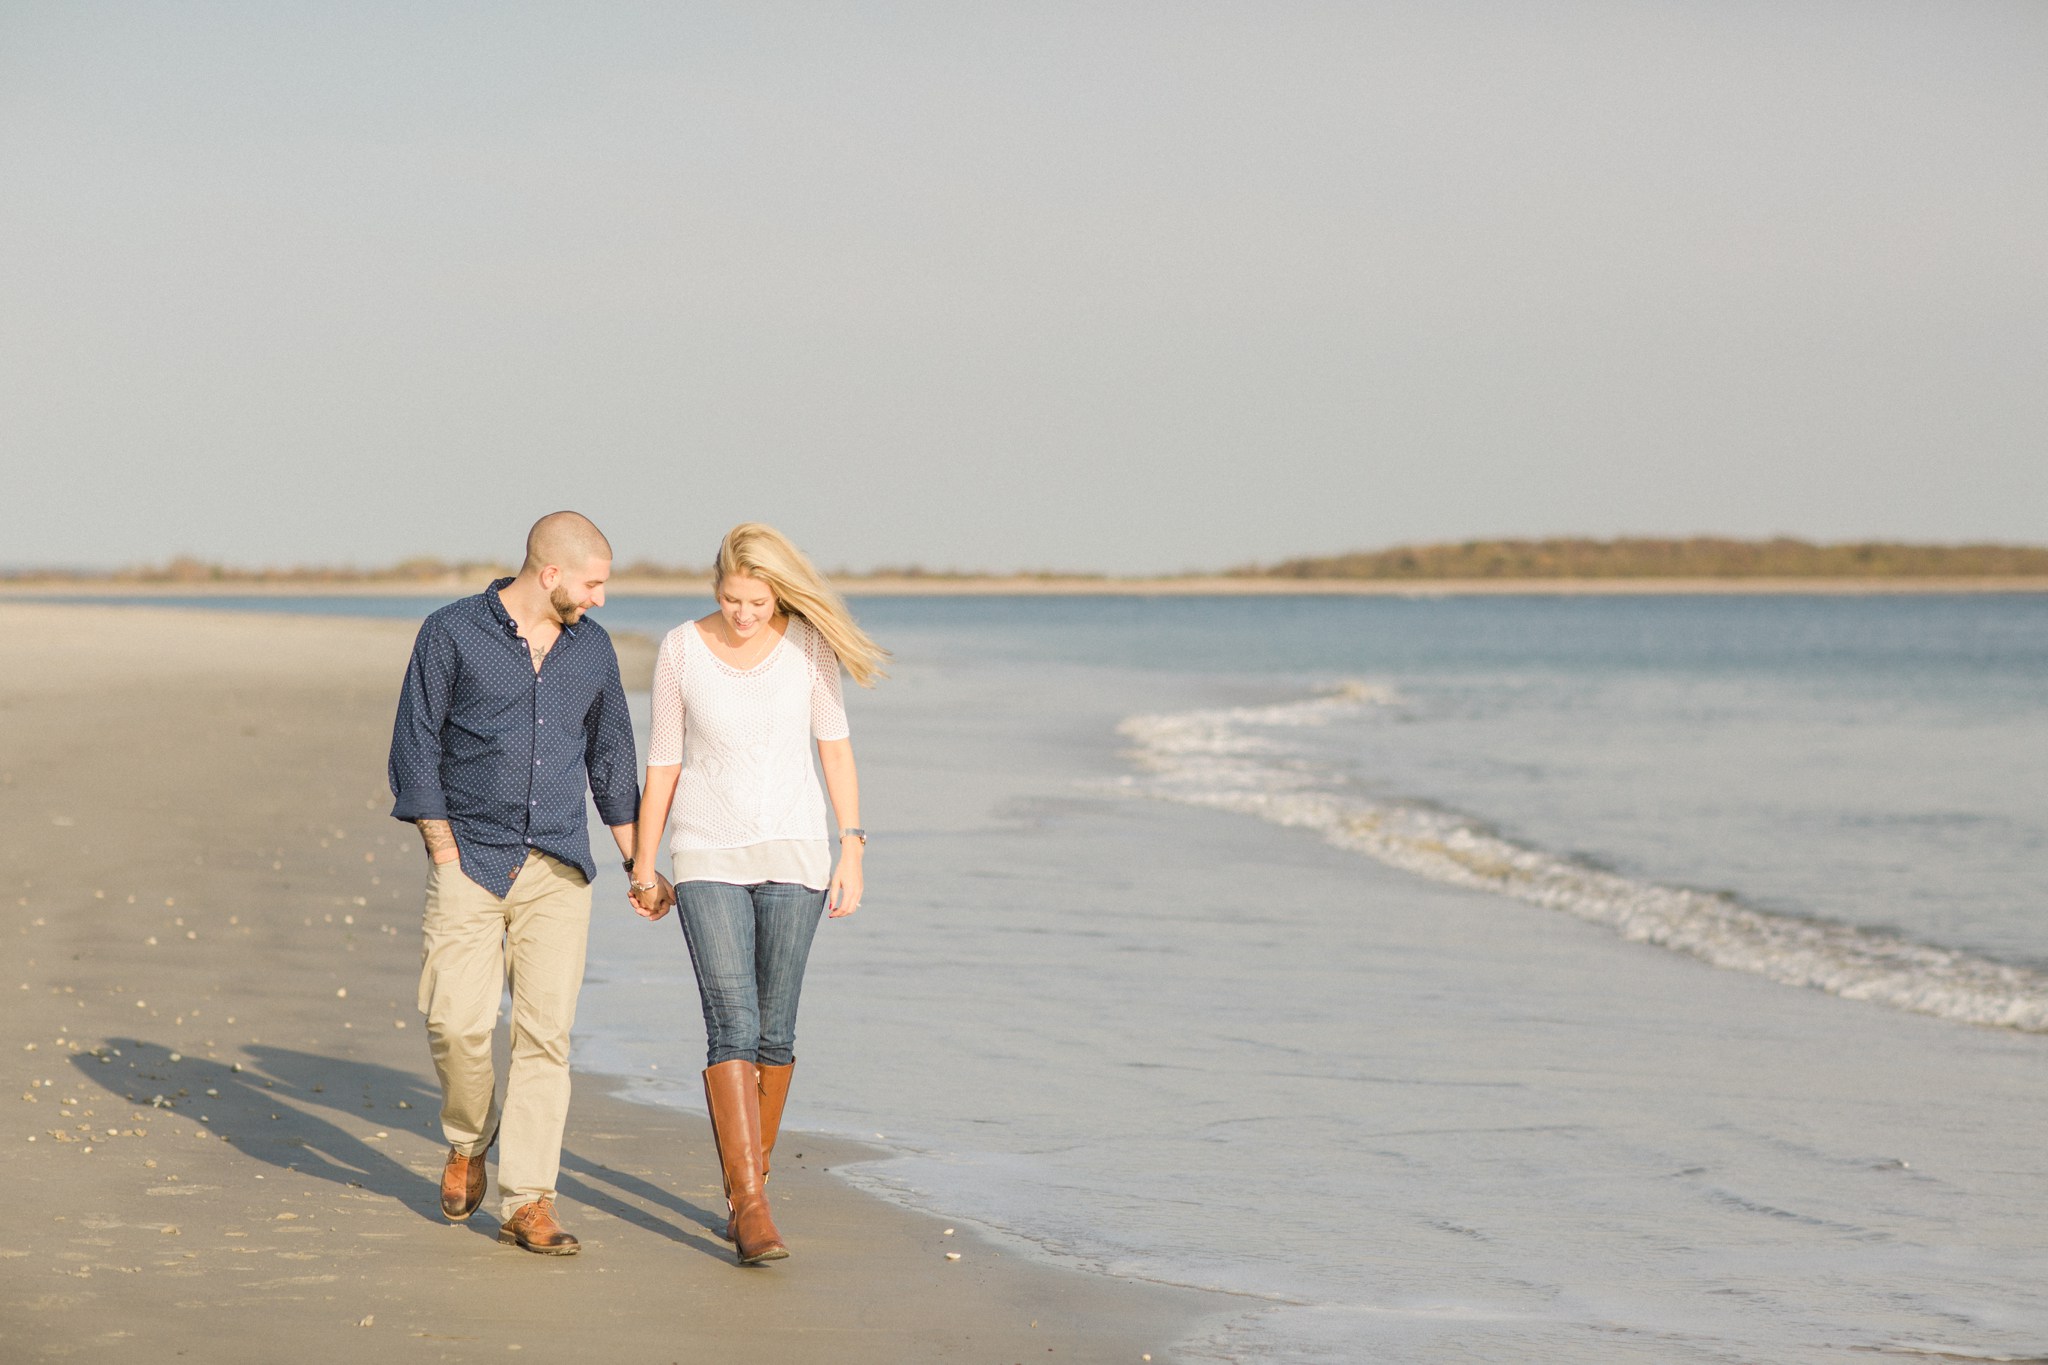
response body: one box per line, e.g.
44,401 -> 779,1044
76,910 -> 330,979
1114,681 -> 2048,1033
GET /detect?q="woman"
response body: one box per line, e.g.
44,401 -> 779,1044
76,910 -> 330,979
627,523 -> 887,1265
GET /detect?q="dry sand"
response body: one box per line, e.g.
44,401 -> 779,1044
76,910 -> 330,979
0,601 -> 1220,1363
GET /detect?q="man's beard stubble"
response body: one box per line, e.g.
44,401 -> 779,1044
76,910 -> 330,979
548,584 -> 585,624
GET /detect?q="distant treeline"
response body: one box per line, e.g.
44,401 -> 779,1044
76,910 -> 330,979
2,555 -> 525,585
1,555 -> 729,584
1,556 -> 1103,584
1235,538 -> 2048,580
856,565 -> 1108,581
7,539 -> 2047,585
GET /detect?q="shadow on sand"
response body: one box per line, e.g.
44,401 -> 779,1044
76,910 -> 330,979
72,1039 -> 732,1259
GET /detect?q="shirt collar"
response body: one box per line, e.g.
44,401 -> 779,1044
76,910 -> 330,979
484,578 -> 519,636
482,576 -> 581,640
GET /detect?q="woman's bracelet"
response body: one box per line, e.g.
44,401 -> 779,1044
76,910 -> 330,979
839,828 -> 866,845
629,880 -> 659,893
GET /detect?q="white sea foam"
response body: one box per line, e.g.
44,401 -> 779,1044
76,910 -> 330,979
1115,682 -> 2048,1033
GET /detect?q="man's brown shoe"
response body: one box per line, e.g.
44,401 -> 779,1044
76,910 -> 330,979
497,1197 -> 580,1256
440,1141 -> 489,1222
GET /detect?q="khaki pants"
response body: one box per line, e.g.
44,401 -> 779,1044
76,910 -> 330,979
418,850 -> 591,1221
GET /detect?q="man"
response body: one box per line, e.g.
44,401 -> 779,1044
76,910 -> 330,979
387,511 -> 639,1255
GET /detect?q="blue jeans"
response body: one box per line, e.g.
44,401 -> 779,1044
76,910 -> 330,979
676,881 -> 828,1068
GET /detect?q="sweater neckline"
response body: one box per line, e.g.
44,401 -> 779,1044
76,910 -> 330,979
689,617 -> 794,677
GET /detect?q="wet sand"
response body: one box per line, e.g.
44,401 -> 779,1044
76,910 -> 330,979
0,601 -> 1220,1363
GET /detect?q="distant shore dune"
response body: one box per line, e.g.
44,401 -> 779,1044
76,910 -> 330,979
1241,536 -> 2048,581
4,537 -> 2046,596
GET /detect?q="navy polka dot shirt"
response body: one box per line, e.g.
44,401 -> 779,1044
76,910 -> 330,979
387,578 -> 641,897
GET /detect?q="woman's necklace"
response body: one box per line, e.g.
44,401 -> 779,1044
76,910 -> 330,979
714,615 -> 782,667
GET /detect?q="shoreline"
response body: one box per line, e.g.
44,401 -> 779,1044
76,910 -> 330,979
4,574 -> 2046,598
14,591 -> 2048,1359
0,601 -> 1227,1362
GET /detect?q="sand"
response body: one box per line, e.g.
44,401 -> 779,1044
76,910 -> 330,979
0,602 -> 1221,1363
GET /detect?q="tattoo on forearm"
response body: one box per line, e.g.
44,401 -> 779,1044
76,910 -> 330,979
419,820 -> 456,857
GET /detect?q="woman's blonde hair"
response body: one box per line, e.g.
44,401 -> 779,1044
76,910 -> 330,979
714,523 -> 889,687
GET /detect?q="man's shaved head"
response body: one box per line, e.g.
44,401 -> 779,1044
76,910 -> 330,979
521,511 -> 612,575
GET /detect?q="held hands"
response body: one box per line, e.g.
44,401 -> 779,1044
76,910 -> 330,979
629,873 -> 675,921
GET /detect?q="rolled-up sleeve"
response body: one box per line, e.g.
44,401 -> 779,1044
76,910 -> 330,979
583,643 -> 641,827
389,618 -> 456,822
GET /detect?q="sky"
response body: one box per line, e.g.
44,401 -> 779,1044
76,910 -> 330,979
2,1 -> 2044,575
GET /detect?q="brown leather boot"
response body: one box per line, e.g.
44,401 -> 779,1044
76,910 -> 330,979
758,1062 -> 794,1182
715,1062 -> 796,1243
703,1059 -> 788,1264
497,1196 -> 580,1255
439,1134 -> 492,1221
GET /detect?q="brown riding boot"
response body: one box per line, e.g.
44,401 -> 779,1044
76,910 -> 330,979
758,1062 -> 795,1183
703,1060 -> 788,1264
439,1133 -> 493,1221
497,1196 -> 580,1255
717,1062 -> 794,1243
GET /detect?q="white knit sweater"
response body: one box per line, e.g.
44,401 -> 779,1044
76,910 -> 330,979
647,616 -> 850,889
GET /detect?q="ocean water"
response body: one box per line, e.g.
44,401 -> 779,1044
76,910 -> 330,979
89,591 -> 2048,1361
